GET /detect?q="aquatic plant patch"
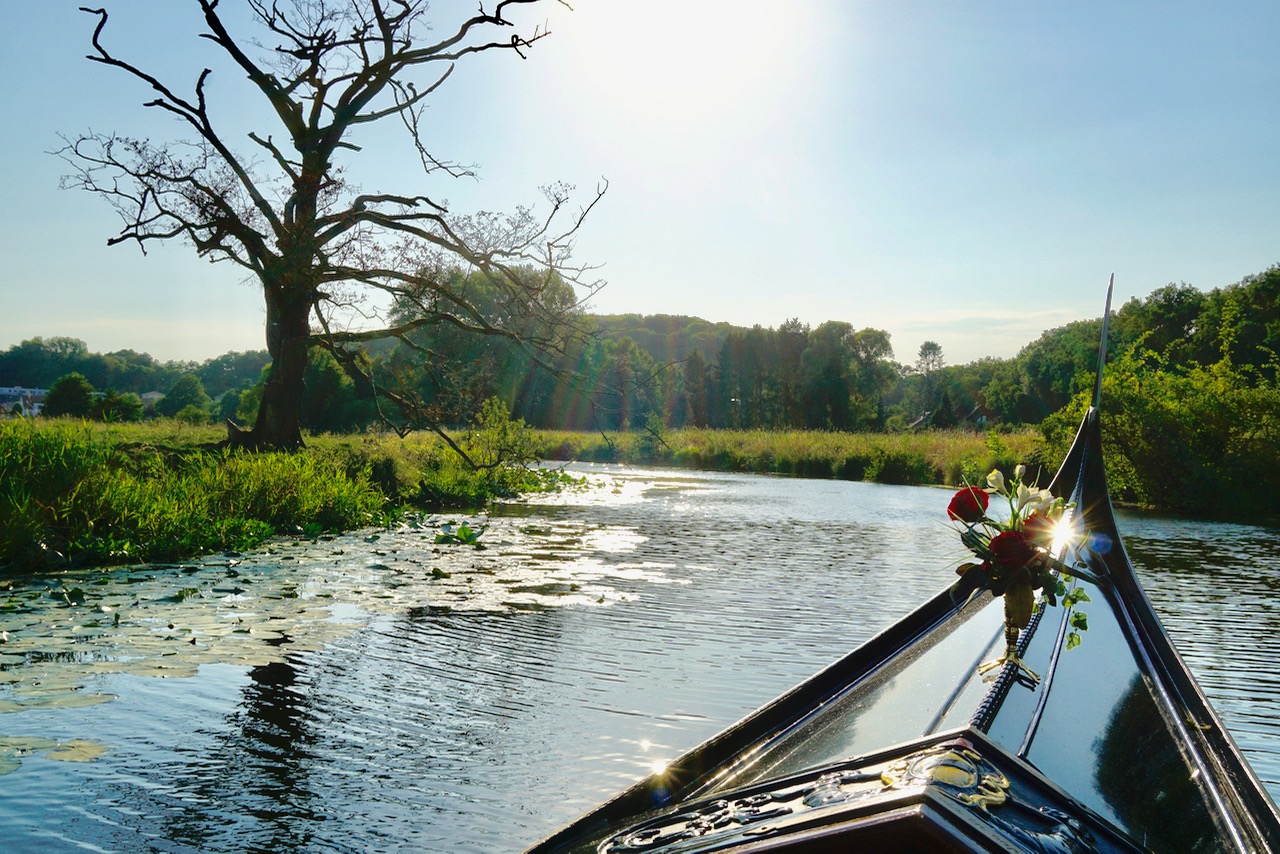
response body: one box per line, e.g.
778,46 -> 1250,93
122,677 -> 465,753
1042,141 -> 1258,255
0,467 -> 680,774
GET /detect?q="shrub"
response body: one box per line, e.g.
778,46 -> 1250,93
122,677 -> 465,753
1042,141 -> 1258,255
42,373 -> 96,418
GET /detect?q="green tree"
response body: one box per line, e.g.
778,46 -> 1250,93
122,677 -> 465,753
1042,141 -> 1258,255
682,349 -> 710,428
776,318 -> 810,428
217,390 -> 243,423
156,375 -> 212,419
197,351 -> 271,399
930,389 -> 959,429
376,265 -> 587,435
1044,351 -> 1280,519
92,389 -> 144,422
63,1 -> 602,450
301,348 -> 376,433
236,385 -> 264,426
1113,283 -> 1204,360
800,322 -> 856,430
1016,319 -> 1106,418
915,340 -> 945,409
849,328 -> 894,428
42,373 -> 97,418
0,338 -> 91,388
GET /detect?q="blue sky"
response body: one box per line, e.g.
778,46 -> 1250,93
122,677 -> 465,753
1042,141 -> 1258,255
3,1 -> 1279,366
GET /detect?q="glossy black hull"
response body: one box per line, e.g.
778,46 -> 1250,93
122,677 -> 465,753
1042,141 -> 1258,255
530,404 -> 1280,853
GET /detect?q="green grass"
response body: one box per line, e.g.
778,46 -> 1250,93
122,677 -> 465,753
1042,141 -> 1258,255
533,427 -> 1045,487
2,416 -> 1044,573
1,418 -> 572,574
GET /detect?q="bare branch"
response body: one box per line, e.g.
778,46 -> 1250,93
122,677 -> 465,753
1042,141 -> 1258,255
65,0 -> 604,450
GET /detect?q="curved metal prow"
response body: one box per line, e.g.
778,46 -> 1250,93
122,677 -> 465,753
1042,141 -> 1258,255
1092,274 -> 1114,410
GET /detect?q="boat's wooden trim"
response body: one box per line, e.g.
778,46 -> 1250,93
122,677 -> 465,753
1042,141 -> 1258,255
587,730 -> 1145,853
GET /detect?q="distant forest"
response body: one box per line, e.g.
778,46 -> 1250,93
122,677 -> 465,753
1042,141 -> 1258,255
5,266 -> 1278,517
3,265 -> 1278,442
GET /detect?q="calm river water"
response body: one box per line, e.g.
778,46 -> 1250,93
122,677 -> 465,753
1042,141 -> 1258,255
0,463 -> 1277,852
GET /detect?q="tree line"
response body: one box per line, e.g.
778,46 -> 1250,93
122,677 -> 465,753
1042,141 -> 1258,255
9,264 -> 1278,452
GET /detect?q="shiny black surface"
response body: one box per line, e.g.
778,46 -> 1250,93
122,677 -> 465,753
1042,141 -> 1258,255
530,408 -> 1280,853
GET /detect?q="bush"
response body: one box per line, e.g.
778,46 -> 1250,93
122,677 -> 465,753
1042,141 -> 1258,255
175,404 -> 209,425
864,448 -> 937,485
1043,351 -> 1280,520
42,373 -> 96,418
92,390 -> 144,423
156,374 -> 212,419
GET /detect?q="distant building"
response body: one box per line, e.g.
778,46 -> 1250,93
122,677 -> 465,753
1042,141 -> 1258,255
0,386 -> 48,416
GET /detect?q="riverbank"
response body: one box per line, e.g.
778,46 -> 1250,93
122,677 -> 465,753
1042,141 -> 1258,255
0,418 -> 569,573
533,426 -> 1044,486
2,419 -> 1044,573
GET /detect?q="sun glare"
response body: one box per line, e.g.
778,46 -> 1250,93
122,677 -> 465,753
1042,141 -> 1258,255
562,2 -> 805,115
1050,515 -> 1077,557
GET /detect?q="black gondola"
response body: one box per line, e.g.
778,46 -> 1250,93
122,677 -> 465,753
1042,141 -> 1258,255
528,285 -> 1280,853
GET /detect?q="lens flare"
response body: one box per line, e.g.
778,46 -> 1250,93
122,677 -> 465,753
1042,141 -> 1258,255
1051,515 -> 1079,556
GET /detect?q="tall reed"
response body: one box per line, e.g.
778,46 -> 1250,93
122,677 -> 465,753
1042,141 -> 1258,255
2,418 -> 576,573
1,419 -> 387,571
532,427 -> 1043,486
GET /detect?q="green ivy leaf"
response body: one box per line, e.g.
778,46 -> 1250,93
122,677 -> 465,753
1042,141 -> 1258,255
1064,588 -> 1091,608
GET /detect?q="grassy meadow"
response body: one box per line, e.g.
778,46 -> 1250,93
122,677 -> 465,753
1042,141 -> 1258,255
534,426 -> 1045,487
2,416 -> 1045,574
0,418 -> 568,573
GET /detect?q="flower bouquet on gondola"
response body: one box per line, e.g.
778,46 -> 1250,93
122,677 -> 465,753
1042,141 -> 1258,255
948,465 -> 1090,684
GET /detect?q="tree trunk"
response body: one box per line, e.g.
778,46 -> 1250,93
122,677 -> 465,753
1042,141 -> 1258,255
230,285 -> 310,450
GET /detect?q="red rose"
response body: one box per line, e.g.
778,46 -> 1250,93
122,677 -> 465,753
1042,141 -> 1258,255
947,487 -> 989,523
1022,512 -> 1057,548
989,530 -> 1035,570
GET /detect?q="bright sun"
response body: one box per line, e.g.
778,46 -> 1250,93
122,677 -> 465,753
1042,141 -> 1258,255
558,1 -> 807,115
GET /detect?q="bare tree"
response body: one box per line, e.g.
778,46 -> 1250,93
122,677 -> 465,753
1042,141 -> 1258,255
61,0 -> 604,449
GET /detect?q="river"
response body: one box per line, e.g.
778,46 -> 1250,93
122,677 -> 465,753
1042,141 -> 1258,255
0,463 -> 1277,852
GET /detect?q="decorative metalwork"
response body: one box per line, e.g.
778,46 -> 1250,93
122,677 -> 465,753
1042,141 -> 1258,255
880,744 -> 1010,810
600,739 -> 1101,853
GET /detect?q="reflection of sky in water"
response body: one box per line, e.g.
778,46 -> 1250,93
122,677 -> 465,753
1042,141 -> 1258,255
0,466 -> 1273,850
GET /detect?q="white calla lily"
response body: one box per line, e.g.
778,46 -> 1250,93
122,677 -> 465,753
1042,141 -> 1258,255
1015,485 -> 1055,517
1014,482 -> 1033,512
986,469 -> 1005,493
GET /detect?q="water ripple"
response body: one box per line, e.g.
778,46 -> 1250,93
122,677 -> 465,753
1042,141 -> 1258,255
0,466 -> 1274,851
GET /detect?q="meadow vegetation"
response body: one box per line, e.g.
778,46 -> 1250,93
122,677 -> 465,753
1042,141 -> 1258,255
534,426 -> 1043,488
3,410 -> 1044,574
0,415 -> 571,573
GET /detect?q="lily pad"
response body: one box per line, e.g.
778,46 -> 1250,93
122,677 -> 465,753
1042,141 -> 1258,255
6,692 -> 117,711
0,736 -> 59,754
46,739 -> 107,762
